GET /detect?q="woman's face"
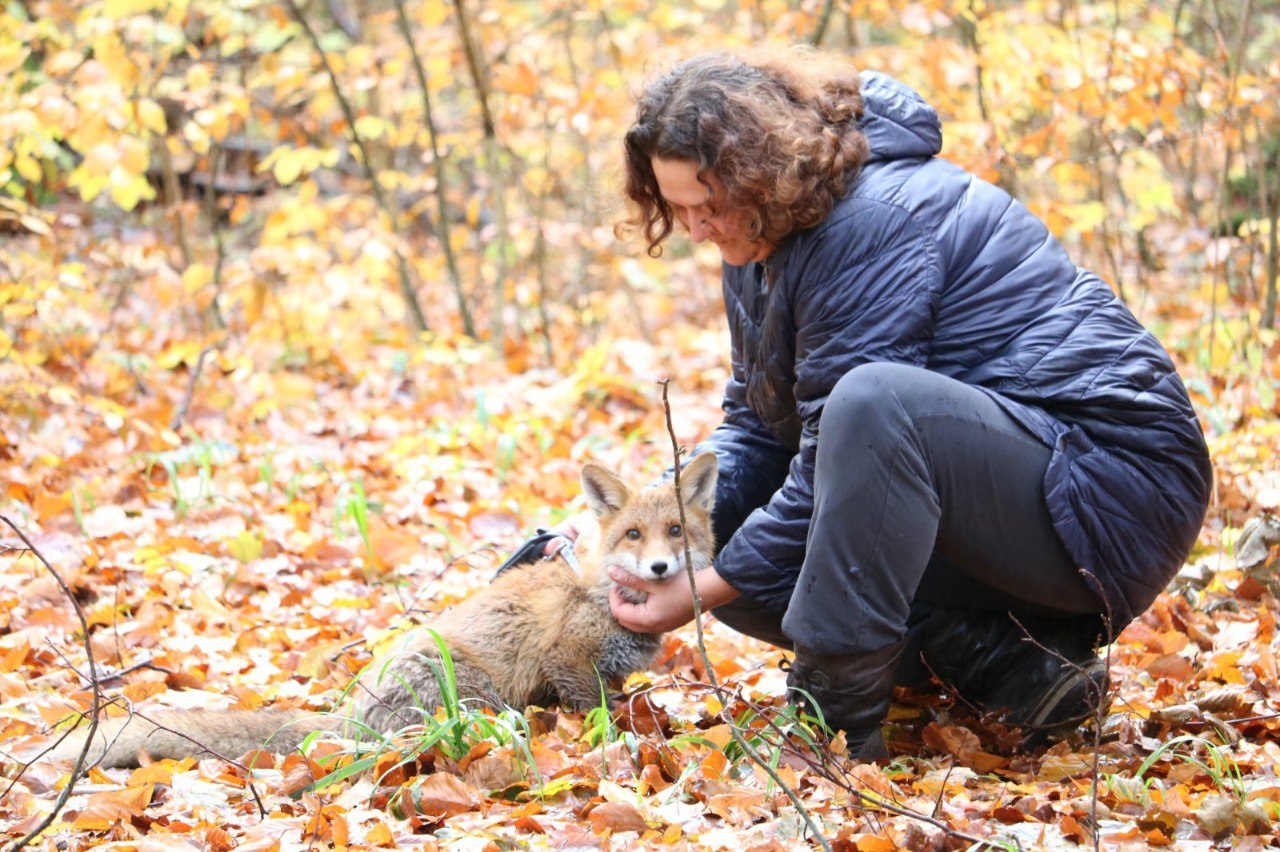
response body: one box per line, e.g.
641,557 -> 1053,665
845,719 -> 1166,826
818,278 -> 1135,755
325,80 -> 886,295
650,157 -> 772,266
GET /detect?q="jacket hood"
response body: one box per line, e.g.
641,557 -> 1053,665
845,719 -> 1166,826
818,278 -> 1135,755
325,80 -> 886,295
858,71 -> 943,162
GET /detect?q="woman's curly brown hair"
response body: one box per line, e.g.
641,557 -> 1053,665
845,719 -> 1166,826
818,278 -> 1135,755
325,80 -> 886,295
619,46 -> 871,258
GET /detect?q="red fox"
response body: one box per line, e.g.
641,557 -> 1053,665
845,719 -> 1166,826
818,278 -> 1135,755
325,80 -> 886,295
49,455 -> 718,769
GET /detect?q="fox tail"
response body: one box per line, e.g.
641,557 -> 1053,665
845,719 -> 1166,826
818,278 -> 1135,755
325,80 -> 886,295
48,709 -> 341,769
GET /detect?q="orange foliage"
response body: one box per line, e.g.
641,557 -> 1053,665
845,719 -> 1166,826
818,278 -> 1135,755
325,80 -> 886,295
2,0 -> 1279,848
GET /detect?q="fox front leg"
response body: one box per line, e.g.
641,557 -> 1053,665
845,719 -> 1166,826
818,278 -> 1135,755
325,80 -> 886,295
544,659 -> 610,713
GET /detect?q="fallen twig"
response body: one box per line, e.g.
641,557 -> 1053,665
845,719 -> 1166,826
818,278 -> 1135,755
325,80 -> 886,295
660,380 -> 834,850
1,516 -> 271,837
170,344 -> 214,431
44,644 -> 172,692
623,669 -> 1005,848
1009,592 -> 1113,852
2,515 -> 102,852
79,706 -> 270,817
654,383 -> 1025,850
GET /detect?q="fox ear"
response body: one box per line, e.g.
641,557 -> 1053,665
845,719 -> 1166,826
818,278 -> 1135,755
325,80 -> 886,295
581,464 -> 631,517
679,452 -> 719,511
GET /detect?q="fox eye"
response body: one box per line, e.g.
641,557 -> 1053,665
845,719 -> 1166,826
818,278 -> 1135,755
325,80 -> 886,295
626,529 -> 641,540
669,524 -> 683,538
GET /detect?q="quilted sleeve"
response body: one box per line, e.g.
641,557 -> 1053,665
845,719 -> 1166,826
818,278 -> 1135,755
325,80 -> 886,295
712,199 -> 942,610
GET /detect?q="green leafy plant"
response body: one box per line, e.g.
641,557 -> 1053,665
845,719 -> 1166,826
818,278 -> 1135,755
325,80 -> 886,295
582,678 -> 627,776
334,477 -> 372,555
669,699 -> 829,786
1132,734 -> 1246,801
143,440 -> 237,515
305,630 -> 541,797
70,488 -> 91,536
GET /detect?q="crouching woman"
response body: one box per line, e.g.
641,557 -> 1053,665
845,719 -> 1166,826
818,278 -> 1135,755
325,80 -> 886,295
605,46 -> 1212,759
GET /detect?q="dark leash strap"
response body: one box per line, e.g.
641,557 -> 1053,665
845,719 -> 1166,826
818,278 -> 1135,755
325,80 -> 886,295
493,528 -> 579,579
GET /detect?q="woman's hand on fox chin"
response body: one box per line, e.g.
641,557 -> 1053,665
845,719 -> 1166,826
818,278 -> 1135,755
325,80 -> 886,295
607,565 -> 741,634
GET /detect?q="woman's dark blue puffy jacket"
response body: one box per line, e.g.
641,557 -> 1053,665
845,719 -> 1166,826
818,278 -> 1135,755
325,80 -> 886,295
700,72 -> 1212,630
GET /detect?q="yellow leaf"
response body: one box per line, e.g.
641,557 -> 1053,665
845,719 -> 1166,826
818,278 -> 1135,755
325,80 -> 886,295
522,166 -> 551,195
49,384 -> 78,406
0,40 -> 26,77
418,0 -> 448,26
15,154 -> 42,183
228,530 -> 263,563
425,54 -> 451,85
297,642 -> 340,679
192,107 -> 225,140
251,396 -> 280,420
70,167 -> 109,202
1062,201 -> 1107,235
35,97 -> 73,132
183,262 -> 213,295
186,62 -> 211,91
365,820 -> 395,846
354,115 -> 385,140
1120,149 -> 1174,230
365,622 -> 415,656
87,395 -> 126,431
271,149 -> 306,186
104,0 -> 159,16
157,340 -> 203,369
91,32 -> 137,87
1204,651 -> 1246,684
122,135 -> 152,172
137,99 -> 168,134
189,589 -> 231,618
229,93 -> 251,120
107,171 -> 154,211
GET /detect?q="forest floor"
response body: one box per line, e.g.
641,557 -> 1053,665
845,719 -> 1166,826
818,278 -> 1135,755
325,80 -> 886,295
2,211 -> 1280,850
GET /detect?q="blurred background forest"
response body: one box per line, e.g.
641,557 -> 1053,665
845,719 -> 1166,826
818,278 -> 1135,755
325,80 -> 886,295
1,0 -> 1277,513
3,0 -> 1280,847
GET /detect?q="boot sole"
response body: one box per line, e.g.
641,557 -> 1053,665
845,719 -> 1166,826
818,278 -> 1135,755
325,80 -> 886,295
1017,659 -> 1110,730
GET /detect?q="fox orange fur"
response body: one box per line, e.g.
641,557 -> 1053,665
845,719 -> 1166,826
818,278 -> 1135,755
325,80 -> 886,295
49,455 -> 718,769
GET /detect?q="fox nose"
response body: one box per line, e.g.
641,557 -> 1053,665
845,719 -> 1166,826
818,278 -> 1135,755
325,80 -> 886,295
651,561 -> 668,576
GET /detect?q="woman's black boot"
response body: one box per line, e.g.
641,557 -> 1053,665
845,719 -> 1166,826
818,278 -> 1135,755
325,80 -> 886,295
918,609 -> 1110,741
784,640 -> 906,761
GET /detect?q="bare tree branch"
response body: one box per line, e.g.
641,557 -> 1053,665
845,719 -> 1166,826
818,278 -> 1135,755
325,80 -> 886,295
809,0 -> 836,46
281,0 -> 430,335
450,0 -> 510,347
392,0 -> 475,338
